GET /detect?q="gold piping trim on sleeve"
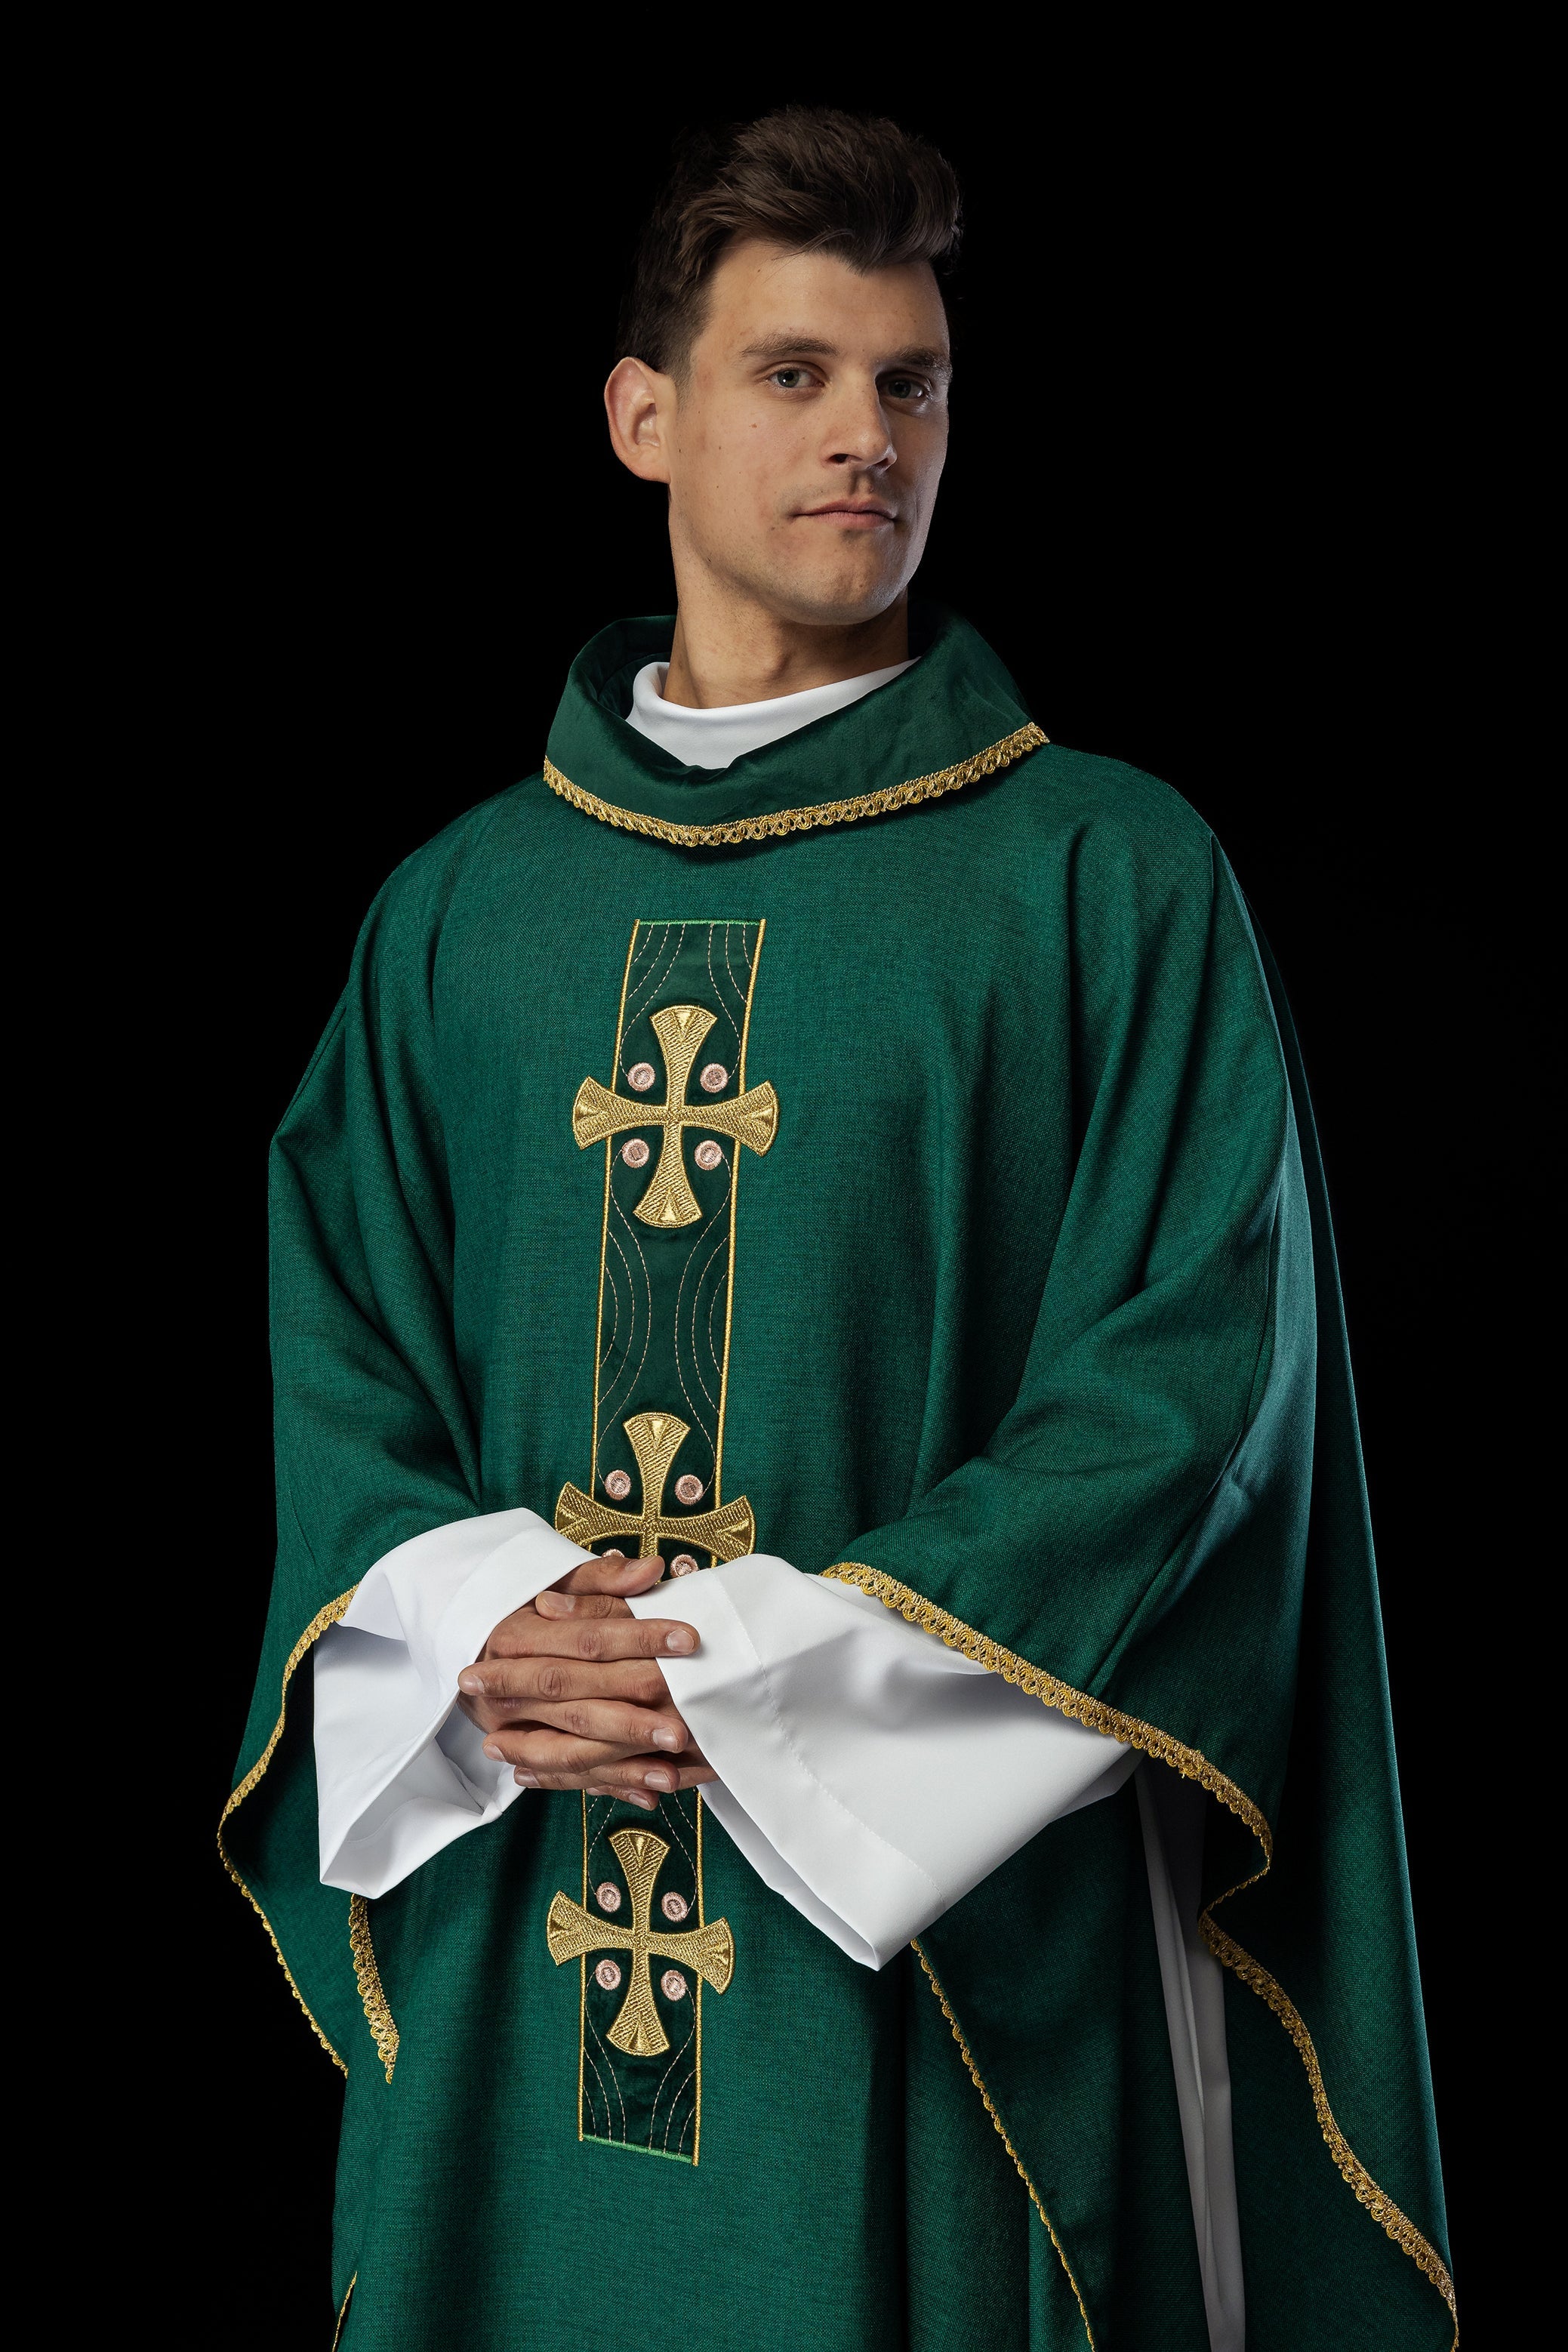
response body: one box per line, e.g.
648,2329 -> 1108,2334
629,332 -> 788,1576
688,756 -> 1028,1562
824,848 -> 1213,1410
1202,1922 -> 1458,2343
349,1895 -> 401,2082
822,1563 -> 1269,1854
541,722 -> 1047,849
215,1588 -> 359,2073
831,1563 -> 1456,2344
912,1940 -> 1095,2349
331,2272 -> 356,2349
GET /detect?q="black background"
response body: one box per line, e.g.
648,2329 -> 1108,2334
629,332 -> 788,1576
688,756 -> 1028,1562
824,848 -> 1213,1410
149,51 -> 1533,2347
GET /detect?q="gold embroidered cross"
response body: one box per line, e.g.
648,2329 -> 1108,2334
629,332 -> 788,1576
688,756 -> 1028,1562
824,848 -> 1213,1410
547,1825 -> 735,2057
571,1003 -> 778,1228
554,1409 -> 754,1569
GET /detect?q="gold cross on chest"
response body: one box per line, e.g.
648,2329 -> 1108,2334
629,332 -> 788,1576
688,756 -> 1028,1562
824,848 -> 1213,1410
554,1409 -> 755,1570
571,1002 -> 779,1228
546,1824 -> 735,2057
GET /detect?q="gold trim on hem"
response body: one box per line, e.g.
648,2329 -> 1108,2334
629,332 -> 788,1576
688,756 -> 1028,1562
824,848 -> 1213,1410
541,723 -> 1047,849
331,2273 -> 356,2350
1203,1923 -> 1458,2342
912,1941 -> 1095,2348
350,1895 -> 401,2082
831,1563 -> 1457,2347
216,1588 -> 359,2073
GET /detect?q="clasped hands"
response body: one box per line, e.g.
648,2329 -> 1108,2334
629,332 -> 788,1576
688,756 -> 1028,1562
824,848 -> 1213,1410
455,1552 -> 716,1812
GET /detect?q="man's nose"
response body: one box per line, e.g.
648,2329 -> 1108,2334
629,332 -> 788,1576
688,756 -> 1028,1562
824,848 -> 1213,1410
824,388 -> 897,470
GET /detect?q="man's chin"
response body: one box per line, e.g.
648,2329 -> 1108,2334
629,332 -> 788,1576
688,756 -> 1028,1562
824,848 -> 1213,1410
746,563 -> 913,633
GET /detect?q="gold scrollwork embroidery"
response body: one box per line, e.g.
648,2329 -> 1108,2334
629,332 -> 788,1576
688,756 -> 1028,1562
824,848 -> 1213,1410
541,722 -> 1048,849
547,1825 -> 734,2058
835,1563 -> 1457,2346
216,1587 -> 360,2072
349,1894 -> 400,2083
571,1000 -> 778,1227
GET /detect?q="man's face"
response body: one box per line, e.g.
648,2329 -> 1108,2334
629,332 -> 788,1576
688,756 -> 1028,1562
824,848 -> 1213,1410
660,242 -> 951,628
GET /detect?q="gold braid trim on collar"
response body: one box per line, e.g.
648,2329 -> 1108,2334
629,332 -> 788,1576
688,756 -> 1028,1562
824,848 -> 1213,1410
541,721 -> 1047,848
824,1562 -> 1458,2346
217,1588 -> 360,2074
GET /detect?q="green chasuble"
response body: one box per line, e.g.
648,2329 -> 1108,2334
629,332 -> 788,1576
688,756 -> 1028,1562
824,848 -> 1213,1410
224,608 -> 1455,2349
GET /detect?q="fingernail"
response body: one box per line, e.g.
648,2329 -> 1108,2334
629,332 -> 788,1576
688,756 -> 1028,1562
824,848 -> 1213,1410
514,1769 -> 538,1786
482,1740 -> 504,1760
549,1592 -> 576,1611
652,1727 -> 682,1750
665,1629 -> 695,1654
459,1672 -> 484,1694
645,1769 -> 674,1791
630,1793 -> 656,1810
586,1786 -> 608,1796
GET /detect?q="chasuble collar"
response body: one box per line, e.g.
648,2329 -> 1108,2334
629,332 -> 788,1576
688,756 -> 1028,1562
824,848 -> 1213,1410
543,604 -> 1047,848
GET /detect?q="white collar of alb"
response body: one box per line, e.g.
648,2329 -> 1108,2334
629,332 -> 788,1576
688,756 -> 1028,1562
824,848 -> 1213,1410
626,657 -> 918,772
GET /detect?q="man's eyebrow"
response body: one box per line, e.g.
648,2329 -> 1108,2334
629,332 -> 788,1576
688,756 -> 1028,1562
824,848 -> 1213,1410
884,346 -> 952,376
738,331 -> 951,375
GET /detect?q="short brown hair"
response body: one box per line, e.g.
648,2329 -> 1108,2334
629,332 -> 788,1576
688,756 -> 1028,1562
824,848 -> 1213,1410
618,106 -> 962,375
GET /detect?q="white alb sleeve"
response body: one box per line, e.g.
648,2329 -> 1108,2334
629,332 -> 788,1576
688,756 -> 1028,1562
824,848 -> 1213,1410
313,1507 -> 591,1899
628,1555 -> 1135,1968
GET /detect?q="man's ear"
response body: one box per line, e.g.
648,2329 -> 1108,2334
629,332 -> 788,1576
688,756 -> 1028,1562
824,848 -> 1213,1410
605,356 -> 675,484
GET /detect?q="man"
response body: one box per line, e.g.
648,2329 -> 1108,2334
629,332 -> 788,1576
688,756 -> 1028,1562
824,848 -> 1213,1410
223,109 -> 1454,2350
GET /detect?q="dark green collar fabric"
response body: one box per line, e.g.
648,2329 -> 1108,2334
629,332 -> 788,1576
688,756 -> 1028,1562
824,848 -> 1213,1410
544,604 -> 1039,838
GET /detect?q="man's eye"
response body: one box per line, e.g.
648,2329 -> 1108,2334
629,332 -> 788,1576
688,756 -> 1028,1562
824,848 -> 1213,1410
884,377 -> 929,402
769,368 -> 811,389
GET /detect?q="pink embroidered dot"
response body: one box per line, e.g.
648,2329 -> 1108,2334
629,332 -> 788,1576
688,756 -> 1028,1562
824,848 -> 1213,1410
596,1882 -> 622,1913
693,1140 -> 722,1171
604,1470 -> 632,1501
698,1063 -> 728,1093
600,1548 -> 625,1561
661,1970 -> 689,2001
661,1891 -> 689,1922
669,1554 -> 700,1577
595,1959 -> 623,1991
674,1474 -> 704,1504
621,1138 -> 650,1167
627,1062 -> 656,1092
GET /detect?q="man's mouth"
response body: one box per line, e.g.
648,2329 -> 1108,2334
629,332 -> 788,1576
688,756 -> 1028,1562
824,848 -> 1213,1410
799,501 -> 898,529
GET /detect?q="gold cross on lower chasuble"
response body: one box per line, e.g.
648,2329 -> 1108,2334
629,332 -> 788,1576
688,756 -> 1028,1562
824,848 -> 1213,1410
571,1001 -> 779,1228
554,1409 -> 755,1567
547,1826 -> 735,2055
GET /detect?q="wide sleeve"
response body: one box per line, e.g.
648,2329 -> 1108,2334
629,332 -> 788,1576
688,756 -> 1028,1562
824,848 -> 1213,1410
220,807 -> 534,2067
836,818 -> 1451,2342
824,828 -> 1315,1852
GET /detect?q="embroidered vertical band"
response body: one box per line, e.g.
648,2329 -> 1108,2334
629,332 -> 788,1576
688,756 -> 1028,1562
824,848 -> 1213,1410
547,1790 -> 729,2162
548,920 -> 768,2159
555,918 -> 774,1575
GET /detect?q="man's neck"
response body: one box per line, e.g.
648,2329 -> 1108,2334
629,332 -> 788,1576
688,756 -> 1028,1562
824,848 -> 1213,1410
661,593 -> 909,710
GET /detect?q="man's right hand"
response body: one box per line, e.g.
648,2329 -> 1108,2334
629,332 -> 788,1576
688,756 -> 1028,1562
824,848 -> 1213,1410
455,1552 -> 714,1812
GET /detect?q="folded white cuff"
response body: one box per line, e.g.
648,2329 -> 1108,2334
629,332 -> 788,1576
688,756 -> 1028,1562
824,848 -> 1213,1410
628,1556 -> 1135,1968
313,1508 -> 590,1897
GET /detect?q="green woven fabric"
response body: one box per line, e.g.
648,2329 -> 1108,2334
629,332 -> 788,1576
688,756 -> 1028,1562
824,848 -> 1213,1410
228,609 -> 1452,2348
